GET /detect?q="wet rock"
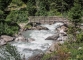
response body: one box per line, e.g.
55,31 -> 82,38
15,35 -> 26,42
56,25 -> 68,33
60,25 -> 68,32
36,26 -> 49,30
1,35 -> 14,42
57,37 -> 62,41
46,43 -> 56,53
56,25 -> 68,36
28,38 -> 35,42
45,34 -> 59,40
61,33 -> 67,36
46,42 -> 60,54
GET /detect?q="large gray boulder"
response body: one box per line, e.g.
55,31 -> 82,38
45,34 -> 59,40
1,35 -> 14,42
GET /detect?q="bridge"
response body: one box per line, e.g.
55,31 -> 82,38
28,16 -> 70,25
18,16 -> 71,31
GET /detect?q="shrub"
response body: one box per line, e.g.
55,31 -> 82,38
0,44 -> 22,60
0,22 -> 19,36
76,32 -> 83,43
6,10 -> 28,23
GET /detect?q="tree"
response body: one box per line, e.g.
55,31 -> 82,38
0,10 -> 5,21
0,0 -> 12,11
35,0 -> 48,16
6,10 -> 28,23
27,0 -> 37,16
68,0 -> 82,27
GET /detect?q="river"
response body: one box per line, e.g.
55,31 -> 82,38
11,22 -> 64,60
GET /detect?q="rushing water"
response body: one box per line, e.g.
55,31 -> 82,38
11,22 -> 64,60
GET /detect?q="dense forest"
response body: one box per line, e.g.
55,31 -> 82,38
0,0 -> 83,36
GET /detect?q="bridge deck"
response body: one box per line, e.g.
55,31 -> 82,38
28,16 -> 70,25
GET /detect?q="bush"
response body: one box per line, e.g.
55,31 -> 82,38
76,32 -> 83,43
68,0 -> 82,27
0,44 -> 22,60
48,9 -> 61,16
6,10 -> 28,23
0,22 -> 19,36
64,42 -> 83,60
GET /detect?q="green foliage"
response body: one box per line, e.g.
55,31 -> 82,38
41,51 -> 57,60
0,22 -> 19,36
67,26 -> 76,35
5,44 -> 21,60
26,0 -> 36,16
0,44 -> 22,60
6,10 -> 28,23
42,45 -> 70,60
35,0 -> 48,16
41,54 -> 51,60
0,10 -> 5,21
48,9 -> 61,16
63,42 -> 83,60
42,42 -> 83,60
0,10 -> 4,15
0,0 -> 12,10
76,32 -> 83,43
68,0 -> 82,26
12,0 -> 24,6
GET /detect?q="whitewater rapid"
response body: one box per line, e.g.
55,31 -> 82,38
11,22 -> 64,59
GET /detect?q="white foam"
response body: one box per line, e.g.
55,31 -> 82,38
41,22 -> 64,31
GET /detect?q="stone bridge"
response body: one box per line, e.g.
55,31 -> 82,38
28,16 -> 70,25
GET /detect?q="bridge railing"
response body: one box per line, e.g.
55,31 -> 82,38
28,16 -> 69,24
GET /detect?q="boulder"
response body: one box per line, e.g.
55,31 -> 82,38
46,42 -> 60,54
57,37 -> 62,41
56,25 -> 68,32
60,25 -> 68,32
45,34 -> 59,40
56,25 -> 68,36
0,39 -> 7,46
36,26 -> 49,30
61,33 -> 67,36
1,35 -> 14,42
15,35 -> 26,42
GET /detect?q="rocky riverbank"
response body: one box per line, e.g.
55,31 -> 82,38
45,24 -> 68,54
